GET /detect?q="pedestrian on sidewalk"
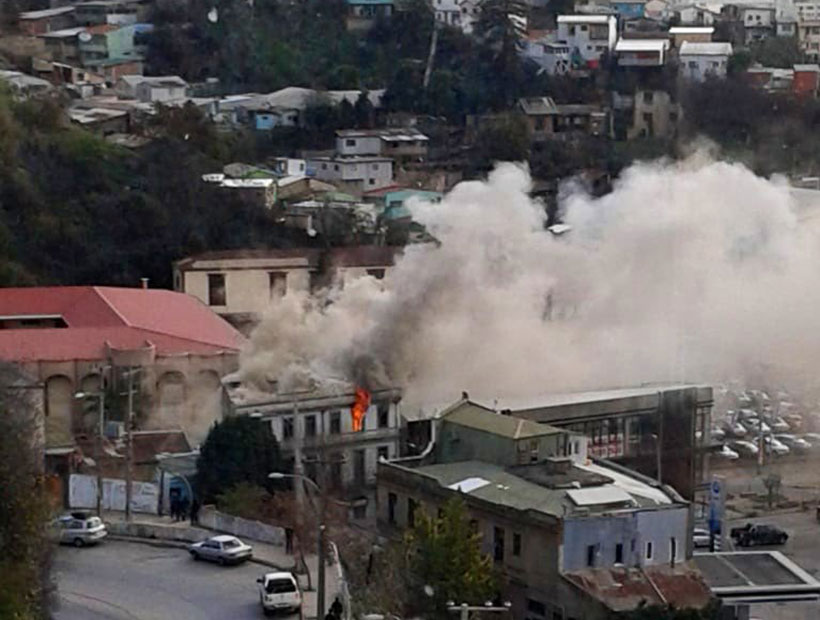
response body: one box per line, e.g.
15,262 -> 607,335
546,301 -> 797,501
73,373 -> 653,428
170,497 -> 180,522
190,498 -> 200,525
180,497 -> 190,522
330,596 -> 343,619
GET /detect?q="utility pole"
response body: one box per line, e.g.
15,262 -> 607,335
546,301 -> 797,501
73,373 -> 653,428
124,367 -> 137,522
95,392 -> 105,516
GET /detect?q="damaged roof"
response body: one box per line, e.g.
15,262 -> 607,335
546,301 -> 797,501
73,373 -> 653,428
564,564 -> 713,612
442,401 -> 565,439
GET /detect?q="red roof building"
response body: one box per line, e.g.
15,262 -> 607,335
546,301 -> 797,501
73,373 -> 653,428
0,286 -> 244,448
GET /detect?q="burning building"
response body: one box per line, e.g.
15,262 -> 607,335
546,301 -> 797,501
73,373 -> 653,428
222,375 -> 401,519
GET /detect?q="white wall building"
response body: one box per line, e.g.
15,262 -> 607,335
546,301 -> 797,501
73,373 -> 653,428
307,155 -> 394,191
523,39 -> 572,75
116,75 -> 188,102
678,41 -> 732,81
556,15 -> 618,65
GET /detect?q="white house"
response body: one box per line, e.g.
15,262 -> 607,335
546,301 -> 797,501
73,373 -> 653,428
307,156 -> 394,192
523,38 -> 572,75
556,15 -> 618,65
335,128 -> 429,160
432,0 -> 479,33
740,5 -> 776,41
678,41 -> 732,81
673,3 -> 719,25
116,75 -> 188,102
614,38 -> 669,66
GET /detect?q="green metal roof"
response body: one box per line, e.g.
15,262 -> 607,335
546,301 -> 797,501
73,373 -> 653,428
443,402 -> 565,439
415,460 -> 571,517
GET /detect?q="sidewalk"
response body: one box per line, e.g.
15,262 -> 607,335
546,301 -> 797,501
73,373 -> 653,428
101,510 -> 341,619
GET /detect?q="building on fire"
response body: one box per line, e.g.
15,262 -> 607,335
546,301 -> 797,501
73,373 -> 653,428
222,376 -> 401,520
377,400 -> 714,620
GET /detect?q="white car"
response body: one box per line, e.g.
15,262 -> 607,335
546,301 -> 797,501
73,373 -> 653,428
257,571 -> 302,615
742,418 -> 771,434
723,421 -> 747,437
730,440 -> 760,457
710,427 -> 726,442
801,432 -> 820,446
763,436 -> 790,456
692,527 -> 711,549
768,417 -> 791,433
774,434 -> 811,452
188,535 -> 253,565
53,512 -> 107,547
716,444 -> 739,460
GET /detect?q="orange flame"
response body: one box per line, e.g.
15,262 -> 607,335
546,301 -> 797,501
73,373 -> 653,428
351,386 -> 371,432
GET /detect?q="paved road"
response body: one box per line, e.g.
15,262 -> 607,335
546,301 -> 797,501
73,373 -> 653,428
53,539 -> 298,620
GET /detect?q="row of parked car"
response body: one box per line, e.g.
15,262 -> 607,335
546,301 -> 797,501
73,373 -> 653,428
712,407 -> 820,459
693,523 -> 790,549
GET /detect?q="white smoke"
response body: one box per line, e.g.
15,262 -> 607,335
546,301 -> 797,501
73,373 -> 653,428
240,155 -> 820,409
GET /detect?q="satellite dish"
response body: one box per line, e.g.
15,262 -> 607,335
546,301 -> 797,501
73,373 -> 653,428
207,7 -> 218,23
78,32 -> 92,42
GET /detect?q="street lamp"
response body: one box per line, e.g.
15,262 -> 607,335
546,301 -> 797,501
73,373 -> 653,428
269,471 -> 326,620
75,390 -> 105,516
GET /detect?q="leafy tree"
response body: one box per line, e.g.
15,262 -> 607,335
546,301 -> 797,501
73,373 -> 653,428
196,415 -> 287,502
622,600 -> 723,620
474,113 -> 530,168
750,36 -> 804,69
403,498 -> 497,619
475,0 -> 529,107
0,363 -> 53,620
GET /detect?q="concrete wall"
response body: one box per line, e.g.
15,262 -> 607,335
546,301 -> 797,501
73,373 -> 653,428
181,266 -> 312,316
561,506 -> 689,571
199,505 -> 286,546
69,473 -> 159,513
435,421 -> 566,466
336,135 -> 382,156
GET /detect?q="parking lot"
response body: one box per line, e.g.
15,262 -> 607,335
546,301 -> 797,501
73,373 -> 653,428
710,453 -> 820,620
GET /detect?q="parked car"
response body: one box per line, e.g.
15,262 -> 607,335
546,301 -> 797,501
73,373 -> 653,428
53,512 -> 107,547
766,417 -> 791,433
730,523 -> 788,547
715,444 -> 740,460
741,418 -> 771,434
257,571 -> 302,615
188,535 -> 253,565
774,434 -> 811,452
801,432 -> 820,446
710,427 -> 726,442
730,440 -> 759,457
723,421 -> 747,438
692,527 -> 712,549
763,435 -> 790,456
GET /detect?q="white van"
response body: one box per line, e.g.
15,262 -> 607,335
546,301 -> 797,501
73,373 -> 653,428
257,571 -> 302,615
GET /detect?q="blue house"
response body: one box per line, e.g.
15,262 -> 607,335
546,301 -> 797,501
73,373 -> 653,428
345,0 -> 394,31
612,0 -> 646,19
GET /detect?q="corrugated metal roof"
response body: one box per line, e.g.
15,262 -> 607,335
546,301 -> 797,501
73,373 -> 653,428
19,6 -> 75,19
443,402 -> 565,438
519,96 -> 559,115
679,41 -> 732,56
558,14 -> 613,23
615,39 -> 667,52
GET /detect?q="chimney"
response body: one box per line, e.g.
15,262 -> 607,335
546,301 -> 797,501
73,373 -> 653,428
140,278 -> 149,289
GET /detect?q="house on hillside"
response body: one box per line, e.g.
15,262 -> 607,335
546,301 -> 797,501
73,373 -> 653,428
345,0 -> 394,31
74,0 -> 141,26
306,155 -> 394,193
615,38 -> 669,66
668,26 -> 714,48
678,41 -> 732,80
433,0 -> 480,34
0,70 -> 54,98
335,128 -> 429,162
518,97 -> 611,139
17,6 -> 76,35
115,75 -> 188,102
523,37 -> 573,75
39,28 -> 86,64
628,89 -> 681,138
556,15 -> 618,67
78,23 -> 139,67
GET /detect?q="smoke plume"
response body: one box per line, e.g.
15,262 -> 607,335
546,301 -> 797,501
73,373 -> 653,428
240,155 -> 820,409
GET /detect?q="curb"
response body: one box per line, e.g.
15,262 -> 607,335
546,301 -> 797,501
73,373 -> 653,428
106,534 -> 290,570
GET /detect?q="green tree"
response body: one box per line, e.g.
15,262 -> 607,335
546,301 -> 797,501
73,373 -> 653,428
475,0 -> 529,107
474,113 -> 530,169
750,36 -> 804,68
622,600 -> 723,620
0,363 -> 53,620
196,415 -> 287,502
403,498 -> 497,619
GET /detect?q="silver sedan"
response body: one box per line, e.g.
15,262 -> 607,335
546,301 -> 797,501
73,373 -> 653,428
188,535 -> 253,565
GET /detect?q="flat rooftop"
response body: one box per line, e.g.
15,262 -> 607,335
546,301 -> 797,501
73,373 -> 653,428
694,552 -> 820,603
400,457 -> 676,520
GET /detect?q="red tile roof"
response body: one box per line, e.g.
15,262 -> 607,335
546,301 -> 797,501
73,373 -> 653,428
0,286 -> 244,362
